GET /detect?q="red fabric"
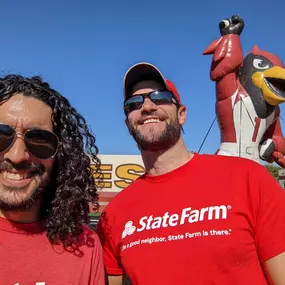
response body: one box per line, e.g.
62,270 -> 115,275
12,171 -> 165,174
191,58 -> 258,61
0,218 -> 104,284
165,79 -> 181,103
250,45 -> 284,67
203,34 -> 243,82
97,154 -> 285,285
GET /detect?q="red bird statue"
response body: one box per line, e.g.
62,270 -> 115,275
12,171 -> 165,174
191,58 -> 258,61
203,15 -> 285,167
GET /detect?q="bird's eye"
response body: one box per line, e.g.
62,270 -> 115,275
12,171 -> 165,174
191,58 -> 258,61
253,59 -> 270,70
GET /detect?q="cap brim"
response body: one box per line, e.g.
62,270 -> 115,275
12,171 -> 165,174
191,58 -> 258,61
123,62 -> 166,99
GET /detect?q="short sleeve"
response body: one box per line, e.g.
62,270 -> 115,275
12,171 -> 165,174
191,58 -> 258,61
253,165 -> 285,262
90,233 -> 105,285
97,210 -> 123,275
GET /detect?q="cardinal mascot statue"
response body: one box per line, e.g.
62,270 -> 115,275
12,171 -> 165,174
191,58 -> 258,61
203,15 -> 285,167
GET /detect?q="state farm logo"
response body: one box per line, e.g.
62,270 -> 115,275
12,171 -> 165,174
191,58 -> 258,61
122,221 -> 136,238
121,205 -> 231,239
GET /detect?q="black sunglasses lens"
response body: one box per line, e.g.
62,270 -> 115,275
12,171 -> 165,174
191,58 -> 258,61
24,129 -> 58,159
124,96 -> 143,113
149,91 -> 173,105
0,124 -> 15,152
124,91 -> 175,114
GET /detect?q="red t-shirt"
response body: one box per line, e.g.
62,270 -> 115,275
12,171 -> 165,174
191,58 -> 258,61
0,217 -> 105,285
97,154 -> 285,285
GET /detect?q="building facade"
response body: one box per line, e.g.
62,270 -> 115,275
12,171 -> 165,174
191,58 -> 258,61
93,154 -> 145,212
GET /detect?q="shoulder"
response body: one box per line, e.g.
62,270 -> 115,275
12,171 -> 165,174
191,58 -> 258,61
58,225 -> 102,259
82,224 -> 101,240
197,154 -> 282,194
196,153 -> 267,172
78,225 -> 102,251
194,153 -> 278,187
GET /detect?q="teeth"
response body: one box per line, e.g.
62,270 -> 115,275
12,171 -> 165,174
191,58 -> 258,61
143,118 -> 160,124
2,171 -> 28,180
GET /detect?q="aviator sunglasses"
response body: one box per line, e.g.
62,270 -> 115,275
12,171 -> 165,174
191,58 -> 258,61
0,123 -> 59,160
124,90 -> 178,115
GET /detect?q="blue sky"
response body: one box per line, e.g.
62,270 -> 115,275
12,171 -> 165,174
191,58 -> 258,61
1,0 -> 285,155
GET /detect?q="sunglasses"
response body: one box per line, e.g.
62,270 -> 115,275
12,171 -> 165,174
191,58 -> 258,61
0,123 -> 59,160
124,91 -> 178,115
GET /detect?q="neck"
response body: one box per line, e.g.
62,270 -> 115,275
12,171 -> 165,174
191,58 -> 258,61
0,202 -> 42,223
141,137 -> 193,176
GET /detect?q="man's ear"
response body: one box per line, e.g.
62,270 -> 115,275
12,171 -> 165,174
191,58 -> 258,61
125,118 -> 132,135
178,105 -> 187,125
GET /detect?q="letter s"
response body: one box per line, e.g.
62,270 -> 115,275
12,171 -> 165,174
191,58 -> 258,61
137,217 -> 147,232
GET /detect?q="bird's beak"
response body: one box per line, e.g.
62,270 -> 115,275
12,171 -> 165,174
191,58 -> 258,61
252,66 -> 285,106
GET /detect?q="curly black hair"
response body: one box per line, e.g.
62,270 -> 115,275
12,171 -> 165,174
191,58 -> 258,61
0,74 -> 100,246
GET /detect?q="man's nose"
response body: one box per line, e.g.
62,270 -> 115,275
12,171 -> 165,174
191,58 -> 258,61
4,136 -> 30,164
141,98 -> 158,113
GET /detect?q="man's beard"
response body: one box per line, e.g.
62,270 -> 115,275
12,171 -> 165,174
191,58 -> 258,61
129,115 -> 181,152
0,161 -> 47,212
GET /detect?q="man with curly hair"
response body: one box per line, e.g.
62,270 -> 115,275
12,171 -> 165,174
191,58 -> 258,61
0,75 -> 104,284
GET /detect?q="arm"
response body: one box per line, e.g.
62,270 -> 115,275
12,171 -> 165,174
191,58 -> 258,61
271,116 -> 285,167
203,15 -> 244,101
90,233 -> 105,285
264,252 -> 285,285
97,211 -> 125,285
250,163 -> 285,282
107,275 -> 124,285
260,108 -> 285,167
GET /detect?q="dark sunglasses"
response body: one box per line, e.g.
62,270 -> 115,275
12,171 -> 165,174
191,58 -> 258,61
124,91 -> 178,115
0,123 -> 59,160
